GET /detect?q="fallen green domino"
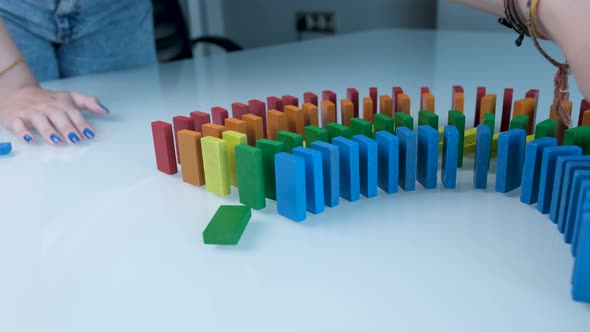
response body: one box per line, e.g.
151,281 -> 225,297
564,126 -> 590,155
327,123 -> 352,141
256,139 -> 285,200
418,110 -> 439,129
535,118 -> 557,139
374,113 -> 395,135
203,205 -> 251,245
235,144 -> 266,210
276,130 -> 303,153
448,110 -> 465,167
395,112 -> 414,131
304,125 -> 328,147
350,118 -> 373,138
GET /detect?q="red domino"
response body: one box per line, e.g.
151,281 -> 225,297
151,121 -> 178,175
190,111 -> 211,132
172,115 -> 195,163
392,87 -> 403,113
248,99 -> 267,137
473,87 -> 486,127
579,99 -> 590,126
347,88 -> 359,117
369,87 -> 378,114
231,102 -> 249,120
304,92 -> 318,106
323,90 -> 337,113
211,107 -> 228,125
267,96 -> 283,112
500,88 -> 514,132
282,95 -> 299,107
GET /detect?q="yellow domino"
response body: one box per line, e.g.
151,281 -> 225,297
222,130 -> 247,187
491,132 -> 500,158
464,127 -> 477,146
202,136 -> 231,196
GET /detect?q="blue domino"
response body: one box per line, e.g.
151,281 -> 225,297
332,137 -> 360,202
0,142 -> 12,155
520,137 -> 558,205
397,127 -> 416,192
572,197 -> 590,303
537,145 -> 583,214
375,131 -> 399,194
292,147 -> 325,214
311,141 -> 340,208
572,182 -> 590,256
554,156 -> 590,229
352,135 -> 378,198
565,172 -> 590,246
474,124 -> 491,189
417,125 -> 439,189
275,152 -> 306,222
442,125 -> 459,189
496,129 -> 526,193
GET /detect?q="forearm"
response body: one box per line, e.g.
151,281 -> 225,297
0,18 -> 37,93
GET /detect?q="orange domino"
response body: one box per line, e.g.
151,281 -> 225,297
320,100 -> 337,129
379,95 -> 393,117
550,100 -> 573,121
302,103 -> 319,127
421,93 -> 435,113
224,118 -> 247,135
177,130 -> 205,186
513,98 -> 536,134
341,99 -> 354,126
202,123 -> 226,138
397,93 -> 411,115
243,114 -> 264,146
582,109 -> 590,126
479,94 -> 497,124
267,110 -> 287,140
453,92 -> 464,113
285,105 -> 305,136
362,97 -> 374,122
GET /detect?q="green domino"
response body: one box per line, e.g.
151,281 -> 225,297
395,112 -> 414,131
510,114 -> 529,132
564,126 -> 590,155
235,144 -> 266,210
304,125 -> 329,147
350,118 -> 373,138
535,118 -> 557,139
276,130 -> 303,153
418,110 -> 439,129
327,123 -> 352,141
256,139 -> 285,200
448,110 -> 465,167
483,112 -> 495,133
374,113 -> 395,135
203,205 -> 251,245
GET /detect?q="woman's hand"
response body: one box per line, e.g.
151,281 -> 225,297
0,86 -> 109,144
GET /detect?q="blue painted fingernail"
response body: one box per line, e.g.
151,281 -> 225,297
68,132 -> 80,144
99,103 -> 110,114
50,134 -> 62,143
23,135 -> 32,143
82,128 -> 95,139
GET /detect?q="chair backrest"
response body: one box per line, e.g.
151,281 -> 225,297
152,0 -> 193,62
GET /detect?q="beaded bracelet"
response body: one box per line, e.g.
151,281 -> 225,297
0,56 -> 24,77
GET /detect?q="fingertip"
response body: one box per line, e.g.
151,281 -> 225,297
98,103 -> 110,114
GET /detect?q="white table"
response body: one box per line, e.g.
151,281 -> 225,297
2,28 -> 589,332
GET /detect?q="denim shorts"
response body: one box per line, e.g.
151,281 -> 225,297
0,0 -> 157,82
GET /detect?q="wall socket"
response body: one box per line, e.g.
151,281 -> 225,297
296,11 -> 336,35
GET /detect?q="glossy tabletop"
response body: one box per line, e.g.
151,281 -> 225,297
1,28 -> 589,332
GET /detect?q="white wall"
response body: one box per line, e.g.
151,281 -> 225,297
436,0 -> 507,31
221,0 -> 436,49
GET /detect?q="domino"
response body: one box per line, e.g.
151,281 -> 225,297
302,103 -> 319,127
190,111 -> 211,132
267,96 -> 283,112
201,136 -> 231,197
397,127 -> 417,192
275,152 -> 307,222
177,130 -> 205,187
341,99 -> 354,126
311,141 -> 340,208
452,85 -> 464,113
578,99 -> 590,126
151,121 -> 177,175
513,98 -> 536,134
418,110 -> 438,129
421,93 -> 435,113
392,86 -> 403,114
572,197 -> 590,302
554,156 -> 590,228
479,94 -> 496,125
242,114 -> 264,146
231,102 -> 249,120
442,125 -> 459,189
473,86 -> 486,127
510,114 -> 529,132
276,130 -> 303,153
203,205 -> 251,245
363,97 -> 374,123
350,117 -> 373,138
395,112 -> 413,131
581,110 -> 590,127
304,92 -> 318,106
332,137 -> 361,202
211,107 -> 229,125
235,144 -> 266,210
248,99 -> 267,137
537,145 -> 583,213
565,171 -> 590,246
202,123 -> 226,138
500,88 -> 514,132
256,139 -> 285,200
417,125 -> 439,189
172,115 -> 195,163
448,110 -> 465,167
369,87 -> 378,114
520,137 -> 558,205
346,88 -> 359,117
397,93 -> 411,115
379,95 -> 393,116
222,130 -> 247,187
483,112 -> 495,134
305,125 -> 329,147
322,90 -> 337,112
327,123 -> 352,142
282,95 -> 299,108
320,100 -> 337,129
496,129 -> 526,193
474,125 -> 491,189
225,118 -> 248,135
535,119 -> 557,139
563,126 -> 590,155
284,105 -> 305,136
293,147 -> 325,214
267,110 -> 287,140
376,130 -> 399,194
352,134 -> 378,198
374,113 -> 395,135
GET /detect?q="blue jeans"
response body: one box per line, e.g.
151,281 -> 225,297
0,0 -> 157,82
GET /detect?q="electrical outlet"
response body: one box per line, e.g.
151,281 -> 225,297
296,11 -> 336,34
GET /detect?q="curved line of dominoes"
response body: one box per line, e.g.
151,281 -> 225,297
151,86 -> 590,304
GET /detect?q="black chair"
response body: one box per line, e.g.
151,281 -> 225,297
152,0 -> 243,62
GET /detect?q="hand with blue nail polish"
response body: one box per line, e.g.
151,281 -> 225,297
0,86 -> 108,145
